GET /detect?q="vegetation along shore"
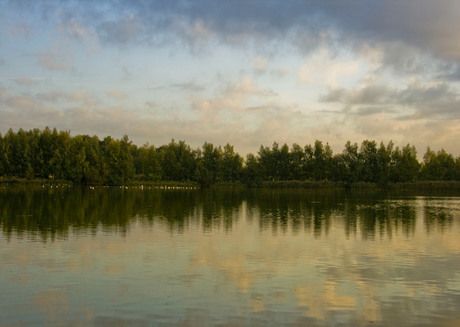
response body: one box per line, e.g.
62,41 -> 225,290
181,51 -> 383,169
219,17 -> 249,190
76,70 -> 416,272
1,127 -> 460,189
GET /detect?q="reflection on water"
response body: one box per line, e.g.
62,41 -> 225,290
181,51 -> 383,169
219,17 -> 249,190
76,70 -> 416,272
1,185 -> 460,326
2,186 -> 451,239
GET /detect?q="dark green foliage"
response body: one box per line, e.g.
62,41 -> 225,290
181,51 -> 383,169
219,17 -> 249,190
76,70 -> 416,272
158,140 -> 196,182
133,143 -> 162,181
1,128 -> 459,186
421,148 -> 456,181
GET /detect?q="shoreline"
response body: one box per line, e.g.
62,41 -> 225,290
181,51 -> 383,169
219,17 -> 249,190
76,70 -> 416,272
1,177 -> 460,193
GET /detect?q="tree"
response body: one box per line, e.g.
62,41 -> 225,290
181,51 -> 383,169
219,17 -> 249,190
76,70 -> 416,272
312,140 -> 333,180
196,142 -> 222,186
390,144 -> 419,182
337,141 -> 360,183
242,153 -> 261,186
220,143 -> 243,182
159,140 -> 196,181
421,148 -> 456,180
359,140 -> 379,183
81,135 -> 105,184
290,143 -> 306,180
133,143 -> 162,181
101,135 -> 134,185
257,144 -> 275,180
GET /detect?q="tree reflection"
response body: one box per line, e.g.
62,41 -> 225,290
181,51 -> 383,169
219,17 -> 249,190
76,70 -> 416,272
423,198 -> 457,233
1,186 -> 458,241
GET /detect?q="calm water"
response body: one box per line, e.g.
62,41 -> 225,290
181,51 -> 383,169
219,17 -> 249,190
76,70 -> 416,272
1,186 -> 460,326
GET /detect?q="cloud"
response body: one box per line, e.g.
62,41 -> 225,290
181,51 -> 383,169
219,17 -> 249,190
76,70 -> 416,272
66,92 -> 99,106
58,17 -> 99,53
312,0 -> 460,62
321,82 -> 460,120
320,85 -> 394,105
38,51 -> 74,71
14,76 -> 38,86
36,91 -> 68,103
97,13 -> 146,46
0,85 -> 8,99
106,90 -> 128,100
252,56 -> 268,74
6,96 -> 36,110
298,49 -> 361,88
5,0 -> 460,74
3,0 -> 460,63
59,18 -> 92,42
169,82 -> 205,93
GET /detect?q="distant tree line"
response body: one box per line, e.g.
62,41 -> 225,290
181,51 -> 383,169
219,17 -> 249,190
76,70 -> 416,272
1,128 -> 459,186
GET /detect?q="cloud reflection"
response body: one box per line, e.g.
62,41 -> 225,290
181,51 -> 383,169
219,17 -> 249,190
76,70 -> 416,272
1,187 -> 460,326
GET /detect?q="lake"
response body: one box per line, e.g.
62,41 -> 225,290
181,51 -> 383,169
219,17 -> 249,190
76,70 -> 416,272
1,185 -> 460,326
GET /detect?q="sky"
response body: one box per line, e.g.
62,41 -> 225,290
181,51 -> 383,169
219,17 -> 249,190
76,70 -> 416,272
1,0 -> 460,157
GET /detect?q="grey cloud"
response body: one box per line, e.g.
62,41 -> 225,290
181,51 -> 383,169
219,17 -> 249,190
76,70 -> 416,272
316,0 -> 460,62
397,83 -> 460,119
97,14 -> 147,46
320,85 -> 395,105
0,57 -> 4,65
322,82 -> 460,120
101,1 -> 460,62
355,106 -> 395,117
7,0 -> 460,65
437,64 -> 460,81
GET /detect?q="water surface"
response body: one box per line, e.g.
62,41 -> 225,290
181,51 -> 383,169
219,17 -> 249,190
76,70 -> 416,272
1,186 -> 460,326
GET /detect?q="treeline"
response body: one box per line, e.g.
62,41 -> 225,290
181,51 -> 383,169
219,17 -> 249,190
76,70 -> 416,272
1,128 -> 460,186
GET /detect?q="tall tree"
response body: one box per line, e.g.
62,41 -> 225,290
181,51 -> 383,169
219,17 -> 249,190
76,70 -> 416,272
220,143 -> 243,182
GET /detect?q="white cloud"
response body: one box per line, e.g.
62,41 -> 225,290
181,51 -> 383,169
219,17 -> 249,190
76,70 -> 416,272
298,49 -> 361,88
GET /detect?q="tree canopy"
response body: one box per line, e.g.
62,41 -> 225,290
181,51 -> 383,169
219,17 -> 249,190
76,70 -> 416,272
1,128 -> 459,186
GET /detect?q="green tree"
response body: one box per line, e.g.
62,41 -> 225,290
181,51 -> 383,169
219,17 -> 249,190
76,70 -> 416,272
390,144 -> 419,182
133,143 -> 162,181
242,153 -> 261,186
159,140 -> 196,181
290,143 -> 306,180
196,142 -> 222,186
82,135 -> 105,184
359,140 -> 379,183
220,143 -> 243,182
101,135 -> 134,185
421,148 -> 456,180
337,141 -> 360,183
312,140 -> 333,180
